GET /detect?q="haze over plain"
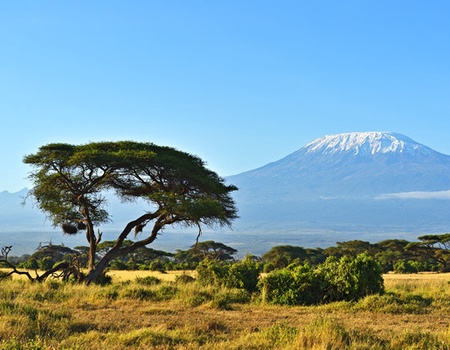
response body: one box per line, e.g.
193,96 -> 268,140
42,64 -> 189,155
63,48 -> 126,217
1,1 -> 450,192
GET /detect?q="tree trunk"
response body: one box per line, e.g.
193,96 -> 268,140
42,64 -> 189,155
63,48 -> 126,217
85,247 -> 122,283
84,214 -> 164,283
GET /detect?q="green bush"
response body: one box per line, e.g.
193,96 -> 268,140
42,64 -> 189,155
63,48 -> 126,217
38,256 -> 54,270
135,276 -> 161,286
122,287 -> 158,301
19,258 -> 39,270
149,260 -> 165,272
349,253 -> 384,299
318,253 -> 384,302
394,260 -> 418,273
259,253 -> 384,306
224,258 -> 262,293
175,273 -> 196,284
196,258 -> 262,293
196,259 -> 229,286
394,260 -> 432,273
259,264 -> 324,305
156,285 -> 178,300
110,260 -> 128,270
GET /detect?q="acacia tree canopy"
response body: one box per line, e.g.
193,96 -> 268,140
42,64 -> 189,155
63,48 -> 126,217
23,141 -> 238,282
406,234 -> 450,272
175,240 -> 238,262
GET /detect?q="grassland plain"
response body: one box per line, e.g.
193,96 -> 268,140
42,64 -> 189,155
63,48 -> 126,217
0,270 -> 449,349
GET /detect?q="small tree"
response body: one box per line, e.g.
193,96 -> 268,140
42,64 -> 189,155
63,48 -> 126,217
22,141 -> 237,283
178,240 -> 237,263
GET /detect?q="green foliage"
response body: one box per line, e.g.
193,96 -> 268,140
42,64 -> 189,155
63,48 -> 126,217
225,257 -> 262,293
148,260 -> 166,272
135,276 -> 161,286
196,259 -> 229,287
196,257 -> 262,293
262,245 -> 325,270
318,253 -> 384,302
406,233 -> 450,272
259,264 -> 324,305
20,258 -> 39,270
38,257 -> 53,271
15,244 -> 77,273
175,240 -> 237,264
394,260 -> 419,274
174,273 -> 195,284
260,253 -> 384,305
93,273 -> 113,286
24,141 -> 237,230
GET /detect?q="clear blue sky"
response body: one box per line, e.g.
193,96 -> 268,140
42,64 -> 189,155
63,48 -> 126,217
1,1 -> 450,192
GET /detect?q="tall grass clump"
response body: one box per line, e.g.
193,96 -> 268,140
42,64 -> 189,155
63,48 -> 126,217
355,291 -> 433,314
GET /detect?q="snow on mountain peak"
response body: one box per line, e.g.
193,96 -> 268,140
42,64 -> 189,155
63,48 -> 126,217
304,132 -> 432,156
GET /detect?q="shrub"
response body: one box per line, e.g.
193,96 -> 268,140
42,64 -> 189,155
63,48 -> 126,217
318,253 -> 384,302
187,290 -> 214,307
38,256 -> 54,271
196,258 -> 262,293
394,260 -> 418,273
94,273 -> 113,286
19,258 -> 39,270
122,287 -> 157,301
149,260 -> 165,272
110,260 -> 128,270
259,264 -> 324,305
156,285 -> 178,300
175,273 -> 195,284
196,259 -> 228,286
135,276 -> 161,286
259,253 -> 384,305
224,258 -> 262,293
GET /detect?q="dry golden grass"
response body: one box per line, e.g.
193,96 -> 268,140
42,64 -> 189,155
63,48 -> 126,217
0,271 -> 448,349
108,269 -> 197,282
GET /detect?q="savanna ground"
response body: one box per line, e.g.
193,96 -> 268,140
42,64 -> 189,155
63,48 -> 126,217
0,269 -> 449,349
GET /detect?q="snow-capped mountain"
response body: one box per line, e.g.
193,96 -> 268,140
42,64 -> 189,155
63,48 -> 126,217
304,132 -> 435,156
226,132 -> 450,249
230,132 -> 450,197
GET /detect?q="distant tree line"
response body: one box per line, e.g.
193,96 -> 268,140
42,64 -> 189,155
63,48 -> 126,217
261,235 -> 450,273
3,233 -> 450,275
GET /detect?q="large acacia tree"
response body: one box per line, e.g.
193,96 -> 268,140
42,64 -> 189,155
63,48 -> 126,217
23,141 -> 238,283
